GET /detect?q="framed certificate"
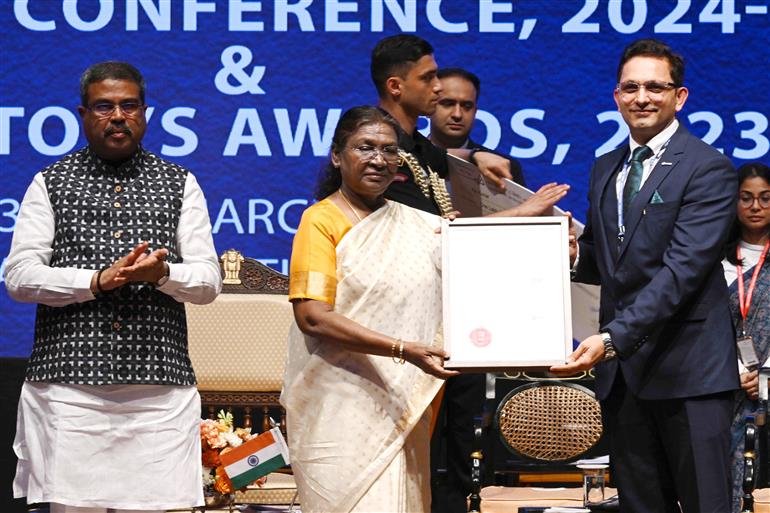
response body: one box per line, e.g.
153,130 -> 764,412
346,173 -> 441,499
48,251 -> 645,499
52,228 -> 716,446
442,217 -> 573,370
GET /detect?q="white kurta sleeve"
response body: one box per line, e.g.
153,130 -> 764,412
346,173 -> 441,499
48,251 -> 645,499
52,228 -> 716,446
4,173 -> 97,306
156,172 -> 222,304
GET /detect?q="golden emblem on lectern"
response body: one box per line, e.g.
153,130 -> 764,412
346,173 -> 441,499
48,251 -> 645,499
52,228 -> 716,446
221,249 -> 244,284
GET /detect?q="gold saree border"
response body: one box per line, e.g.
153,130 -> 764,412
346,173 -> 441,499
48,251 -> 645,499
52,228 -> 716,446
289,270 -> 336,305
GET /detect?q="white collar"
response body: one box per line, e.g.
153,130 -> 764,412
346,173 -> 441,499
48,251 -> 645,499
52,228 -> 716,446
628,118 -> 679,158
740,239 -> 768,252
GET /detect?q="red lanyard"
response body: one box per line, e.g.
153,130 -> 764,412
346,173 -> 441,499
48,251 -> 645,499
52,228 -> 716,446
736,239 -> 770,323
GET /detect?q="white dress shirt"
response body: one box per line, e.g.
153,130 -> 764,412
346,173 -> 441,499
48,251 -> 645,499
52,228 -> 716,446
571,119 -> 681,272
616,119 -> 680,230
5,171 -> 222,306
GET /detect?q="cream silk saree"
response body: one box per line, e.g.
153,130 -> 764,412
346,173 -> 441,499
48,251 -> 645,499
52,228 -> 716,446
281,201 -> 444,512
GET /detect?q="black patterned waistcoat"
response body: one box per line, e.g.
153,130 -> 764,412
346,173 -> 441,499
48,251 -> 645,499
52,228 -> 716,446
27,146 -> 196,386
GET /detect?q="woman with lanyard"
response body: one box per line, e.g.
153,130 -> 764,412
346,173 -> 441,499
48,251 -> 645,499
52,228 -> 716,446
722,162 -> 770,513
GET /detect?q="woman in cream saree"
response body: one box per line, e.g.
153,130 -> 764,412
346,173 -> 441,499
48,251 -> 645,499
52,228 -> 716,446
281,106 -> 455,513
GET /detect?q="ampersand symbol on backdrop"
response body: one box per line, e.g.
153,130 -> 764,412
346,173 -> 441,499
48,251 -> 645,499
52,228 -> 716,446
214,45 -> 266,95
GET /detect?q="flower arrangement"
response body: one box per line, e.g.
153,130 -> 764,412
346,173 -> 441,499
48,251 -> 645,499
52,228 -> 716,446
201,410 -> 265,495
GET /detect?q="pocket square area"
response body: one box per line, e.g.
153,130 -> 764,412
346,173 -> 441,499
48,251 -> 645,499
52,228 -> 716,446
651,191 -> 664,204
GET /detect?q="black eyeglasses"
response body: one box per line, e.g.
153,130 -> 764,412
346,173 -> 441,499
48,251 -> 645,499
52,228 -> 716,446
349,145 -> 401,165
87,101 -> 143,117
739,192 -> 770,209
617,81 -> 678,98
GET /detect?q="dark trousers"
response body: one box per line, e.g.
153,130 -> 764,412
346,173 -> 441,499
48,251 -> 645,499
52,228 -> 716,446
430,373 -> 486,513
602,372 -> 733,513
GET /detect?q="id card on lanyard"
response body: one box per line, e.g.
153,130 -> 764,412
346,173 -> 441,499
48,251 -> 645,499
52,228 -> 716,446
736,240 -> 770,369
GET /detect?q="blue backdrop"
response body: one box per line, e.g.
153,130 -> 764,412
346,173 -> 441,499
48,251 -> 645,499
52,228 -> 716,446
2,0 -> 769,357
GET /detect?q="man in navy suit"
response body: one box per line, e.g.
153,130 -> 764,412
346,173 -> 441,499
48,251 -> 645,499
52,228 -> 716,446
552,39 -> 739,512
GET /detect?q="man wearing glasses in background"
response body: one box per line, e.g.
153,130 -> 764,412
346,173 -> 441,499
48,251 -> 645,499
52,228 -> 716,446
5,61 -> 222,513
551,39 -> 739,512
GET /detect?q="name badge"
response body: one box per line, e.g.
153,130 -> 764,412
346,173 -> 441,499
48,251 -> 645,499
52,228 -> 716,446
737,335 -> 760,369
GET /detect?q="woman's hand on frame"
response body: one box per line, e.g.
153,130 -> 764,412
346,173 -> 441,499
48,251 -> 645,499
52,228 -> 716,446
404,343 -> 460,379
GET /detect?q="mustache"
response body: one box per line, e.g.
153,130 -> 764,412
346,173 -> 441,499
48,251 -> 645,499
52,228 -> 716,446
104,125 -> 132,137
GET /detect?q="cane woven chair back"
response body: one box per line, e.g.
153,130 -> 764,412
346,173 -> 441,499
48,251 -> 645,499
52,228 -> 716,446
495,381 -> 602,462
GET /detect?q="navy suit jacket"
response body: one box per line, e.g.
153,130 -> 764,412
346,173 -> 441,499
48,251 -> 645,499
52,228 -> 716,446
574,123 -> 740,401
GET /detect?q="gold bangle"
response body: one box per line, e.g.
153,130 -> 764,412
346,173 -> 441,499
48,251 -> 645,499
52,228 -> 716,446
392,339 -> 405,364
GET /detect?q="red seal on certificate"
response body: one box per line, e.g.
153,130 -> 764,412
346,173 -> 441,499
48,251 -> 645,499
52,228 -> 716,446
469,328 -> 492,347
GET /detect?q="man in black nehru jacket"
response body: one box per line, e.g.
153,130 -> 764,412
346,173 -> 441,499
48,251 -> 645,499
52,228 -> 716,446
5,61 -> 222,513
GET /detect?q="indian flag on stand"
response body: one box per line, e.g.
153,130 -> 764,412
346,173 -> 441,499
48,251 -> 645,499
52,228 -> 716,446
219,427 -> 291,490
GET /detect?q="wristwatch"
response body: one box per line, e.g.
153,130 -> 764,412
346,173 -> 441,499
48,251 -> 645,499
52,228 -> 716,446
156,262 -> 170,287
468,147 -> 486,165
601,332 -> 617,361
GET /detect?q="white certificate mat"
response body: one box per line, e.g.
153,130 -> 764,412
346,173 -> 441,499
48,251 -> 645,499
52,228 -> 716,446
442,217 -> 572,370
448,153 -> 600,341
